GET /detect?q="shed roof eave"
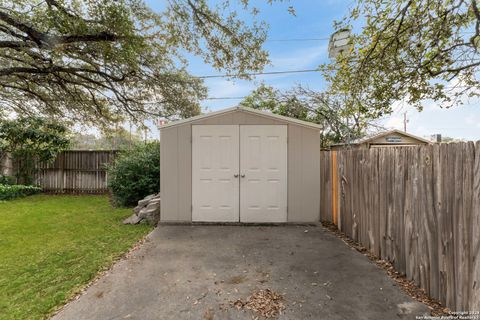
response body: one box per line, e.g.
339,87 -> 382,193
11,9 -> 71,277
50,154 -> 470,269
159,106 -> 323,130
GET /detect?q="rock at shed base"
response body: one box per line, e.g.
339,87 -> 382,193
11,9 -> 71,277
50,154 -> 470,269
145,201 -> 160,211
144,194 -> 156,201
123,214 -> 142,225
145,210 -> 160,226
129,193 -> 161,226
138,205 -> 160,225
137,198 -> 151,207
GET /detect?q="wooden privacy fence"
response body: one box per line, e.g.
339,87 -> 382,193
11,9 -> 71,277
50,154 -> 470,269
320,142 -> 480,312
34,150 -> 118,193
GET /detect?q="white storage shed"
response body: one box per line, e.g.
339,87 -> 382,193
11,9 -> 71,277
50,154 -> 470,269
159,106 -> 321,223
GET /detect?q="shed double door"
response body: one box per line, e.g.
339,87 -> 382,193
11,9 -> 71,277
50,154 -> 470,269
192,125 -> 287,222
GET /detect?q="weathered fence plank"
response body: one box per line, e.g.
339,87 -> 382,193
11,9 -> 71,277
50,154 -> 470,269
320,142 -> 480,312
32,150 -> 118,193
470,141 -> 480,311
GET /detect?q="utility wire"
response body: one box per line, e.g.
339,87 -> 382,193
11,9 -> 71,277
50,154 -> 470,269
267,37 -> 330,42
197,68 -> 321,79
205,96 -> 246,100
2,82 -> 476,103
196,58 -> 480,79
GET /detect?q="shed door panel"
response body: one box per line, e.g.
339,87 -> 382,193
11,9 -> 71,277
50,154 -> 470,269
192,125 -> 239,222
240,125 -> 287,222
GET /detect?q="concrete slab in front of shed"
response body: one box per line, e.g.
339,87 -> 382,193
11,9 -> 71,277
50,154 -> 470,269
52,226 -> 430,320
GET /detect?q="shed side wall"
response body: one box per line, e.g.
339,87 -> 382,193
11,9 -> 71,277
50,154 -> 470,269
288,125 -> 321,222
160,110 -> 321,222
160,125 -> 193,222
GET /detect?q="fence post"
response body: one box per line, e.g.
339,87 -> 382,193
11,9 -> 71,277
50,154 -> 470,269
331,150 -> 338,226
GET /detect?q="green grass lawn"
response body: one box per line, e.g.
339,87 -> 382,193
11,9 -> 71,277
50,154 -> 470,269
0,195 -> 152,320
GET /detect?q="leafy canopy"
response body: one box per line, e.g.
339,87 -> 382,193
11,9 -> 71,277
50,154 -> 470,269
0,0 -> 272,126
323,0 -> 480,116
240,84 -> 376,148
71,126 -> 144,150
0,116 -> 70,183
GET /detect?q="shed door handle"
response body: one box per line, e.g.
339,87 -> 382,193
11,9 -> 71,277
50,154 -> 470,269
234,174 -> 239,178
241,174 -> 245,178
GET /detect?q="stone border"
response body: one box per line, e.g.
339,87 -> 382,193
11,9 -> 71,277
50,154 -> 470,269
123,194 -> 160,226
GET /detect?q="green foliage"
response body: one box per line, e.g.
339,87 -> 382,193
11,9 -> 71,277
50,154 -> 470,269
240,85 -> 372,148
0,184 -> 42,200
0,116 -> 70,184
71,127 -> 143,150
0,195 -> 151,320
0,0 -> 275,127
241,84 -> 299,117
107,141 -> 160,206
0,175 -> 14,185
323,0 -> 480,115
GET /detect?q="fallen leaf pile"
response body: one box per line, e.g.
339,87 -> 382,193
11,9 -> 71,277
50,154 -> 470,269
233,289 -> 286,318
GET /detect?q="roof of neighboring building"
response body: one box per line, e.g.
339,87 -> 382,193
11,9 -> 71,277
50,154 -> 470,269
331,129 -> 431,147
159,106 -> 323,130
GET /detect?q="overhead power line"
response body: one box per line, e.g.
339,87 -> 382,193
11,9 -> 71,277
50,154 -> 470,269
267,37 -> 330,42
265,30 -> 475,42
267,31 -> 476,42
205,96 -> 246,100
197,68 -> 321,79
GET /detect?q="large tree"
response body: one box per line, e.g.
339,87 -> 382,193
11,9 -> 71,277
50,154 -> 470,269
240,84 -> 378,148
323,0 -> 480,116
0,0 -> 271,126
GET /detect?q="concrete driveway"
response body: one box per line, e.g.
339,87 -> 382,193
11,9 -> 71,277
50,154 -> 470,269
52,225 -> 429,320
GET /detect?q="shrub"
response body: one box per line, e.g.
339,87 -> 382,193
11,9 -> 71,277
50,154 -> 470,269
0,116 -> 70,184
107,142 -> 160,207
0,184 -> 42,200
0,175 -> 15,185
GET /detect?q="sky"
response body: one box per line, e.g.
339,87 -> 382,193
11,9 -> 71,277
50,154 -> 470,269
144,0 -> 480,141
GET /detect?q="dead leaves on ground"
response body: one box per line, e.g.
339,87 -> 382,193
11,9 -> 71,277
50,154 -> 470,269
233,289 -> 285,318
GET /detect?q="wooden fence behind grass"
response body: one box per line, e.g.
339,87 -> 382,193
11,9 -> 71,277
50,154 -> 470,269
34,150 -> 118,193
320,142 -> 480,312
